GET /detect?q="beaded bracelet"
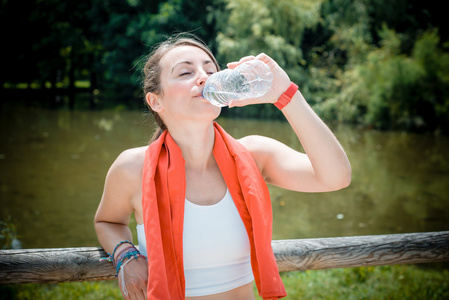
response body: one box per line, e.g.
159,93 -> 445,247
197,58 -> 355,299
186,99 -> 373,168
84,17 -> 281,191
115,248 -> 138,269
99,240 -> 134,263
115,249 -> 146,277
117,253 -> 147,295
274,82 -> 298,110
112,240 -> 133,259
119,256 -> 135,296
113,245 -> 136,266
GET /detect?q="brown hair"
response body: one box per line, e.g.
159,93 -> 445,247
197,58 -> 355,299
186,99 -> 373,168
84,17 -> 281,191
142,33 -> 220,143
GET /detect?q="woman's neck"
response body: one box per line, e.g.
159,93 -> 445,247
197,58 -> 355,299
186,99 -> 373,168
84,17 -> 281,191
167,121 -> 216,172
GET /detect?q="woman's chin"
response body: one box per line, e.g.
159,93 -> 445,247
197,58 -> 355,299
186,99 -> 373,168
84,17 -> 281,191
201,98 -> 222,115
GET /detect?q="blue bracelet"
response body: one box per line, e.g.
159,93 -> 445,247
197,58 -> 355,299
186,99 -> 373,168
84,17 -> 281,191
99,240 -> 134,263
112,240 -> 133,260
115,250 -> 140,277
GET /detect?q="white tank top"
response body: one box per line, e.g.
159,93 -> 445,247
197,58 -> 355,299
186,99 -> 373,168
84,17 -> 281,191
136,189 -> 254,296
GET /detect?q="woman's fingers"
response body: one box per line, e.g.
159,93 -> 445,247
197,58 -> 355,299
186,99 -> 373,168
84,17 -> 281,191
227,55 -> 256,69
228,53 -> 272,69
224,53 -> 292,108
142,287 -> 148,300
121,281 -> 147,300
117,257 -> 148,300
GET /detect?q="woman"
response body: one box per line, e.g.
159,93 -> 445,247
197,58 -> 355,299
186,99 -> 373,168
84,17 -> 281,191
94,34 -> 351,300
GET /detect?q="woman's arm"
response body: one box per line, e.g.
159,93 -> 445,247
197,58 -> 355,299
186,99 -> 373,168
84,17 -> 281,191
95,151 -> 136,253
234,54 -> 351,193
94,149 -> 148,299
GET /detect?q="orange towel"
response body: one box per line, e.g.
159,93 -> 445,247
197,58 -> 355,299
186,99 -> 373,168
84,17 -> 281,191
142,122 -> 286,299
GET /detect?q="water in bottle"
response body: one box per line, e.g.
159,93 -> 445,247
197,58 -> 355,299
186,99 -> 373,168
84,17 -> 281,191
202,60 -> 273,107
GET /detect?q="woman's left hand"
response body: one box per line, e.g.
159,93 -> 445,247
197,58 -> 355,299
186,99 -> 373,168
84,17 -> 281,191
226,53 -> 291,107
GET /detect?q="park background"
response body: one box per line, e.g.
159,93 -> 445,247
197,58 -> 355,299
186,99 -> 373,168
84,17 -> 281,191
2,0 -> 449,132
1,0 -> 449,299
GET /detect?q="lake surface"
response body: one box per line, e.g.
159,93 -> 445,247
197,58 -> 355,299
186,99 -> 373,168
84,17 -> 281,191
1,105 -> 448,249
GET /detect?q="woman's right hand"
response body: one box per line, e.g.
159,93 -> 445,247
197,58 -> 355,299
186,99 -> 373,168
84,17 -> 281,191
226,53 -> 291,108
118,256 -> 148,300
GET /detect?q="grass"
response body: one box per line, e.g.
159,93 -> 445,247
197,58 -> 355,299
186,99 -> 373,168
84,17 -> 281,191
1,265 -> 448,299
0,281 -> 121,300
274,264 -> 449,299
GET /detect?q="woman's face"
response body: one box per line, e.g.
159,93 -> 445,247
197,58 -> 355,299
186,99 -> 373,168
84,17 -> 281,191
156,45 -> 220,126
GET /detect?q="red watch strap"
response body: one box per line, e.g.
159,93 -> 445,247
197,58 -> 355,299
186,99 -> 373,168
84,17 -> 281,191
274,82 -> 298,110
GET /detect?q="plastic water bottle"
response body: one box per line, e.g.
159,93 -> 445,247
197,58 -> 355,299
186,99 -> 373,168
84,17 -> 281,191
202,60 -> 273,107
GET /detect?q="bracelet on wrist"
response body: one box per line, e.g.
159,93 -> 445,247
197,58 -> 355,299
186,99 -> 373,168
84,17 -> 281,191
115,249 -> 140,277
114,245 -> 135,264
115,247 -> 138,266
99,240 -> 134,264
117,254 -> 146,296
112,240 -> 133,261
274,82 -> 298,110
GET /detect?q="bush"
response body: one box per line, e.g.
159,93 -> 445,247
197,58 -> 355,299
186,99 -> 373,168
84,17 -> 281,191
331,27 -> 449,133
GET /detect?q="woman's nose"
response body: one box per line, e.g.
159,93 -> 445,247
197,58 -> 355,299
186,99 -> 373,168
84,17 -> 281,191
197,70 -> 208,86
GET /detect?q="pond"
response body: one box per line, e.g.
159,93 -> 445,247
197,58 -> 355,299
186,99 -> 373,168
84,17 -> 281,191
1,105 -> 448,249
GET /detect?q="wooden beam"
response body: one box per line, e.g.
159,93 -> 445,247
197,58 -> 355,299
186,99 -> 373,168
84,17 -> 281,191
273,231 -> 449,272
1,231 -> 448,285
0,247 -> 115,285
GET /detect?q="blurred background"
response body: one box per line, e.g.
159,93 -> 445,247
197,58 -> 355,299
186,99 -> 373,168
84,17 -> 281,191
1,0 -> 448,128
1,0 -> 448,253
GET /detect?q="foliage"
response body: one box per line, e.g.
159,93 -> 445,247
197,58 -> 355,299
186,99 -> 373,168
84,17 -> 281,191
0,281 -> 122,300
1,265 -> 447,299
303,0 -> 449,133
2,0 -> 448,133
213,0 -> 323,118
87,0 -> 218,106
1,0 -> 217,108
1,0 -> 96,89
325,27 -> 449,133
277,264 -> 449,299
216,0 -> 322,68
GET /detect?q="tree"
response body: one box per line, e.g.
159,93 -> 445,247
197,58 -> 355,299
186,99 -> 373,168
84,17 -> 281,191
90,0 -> 217,106
216,0 -> 323,81
214,0 -> 323,118
303,0 -> 449,133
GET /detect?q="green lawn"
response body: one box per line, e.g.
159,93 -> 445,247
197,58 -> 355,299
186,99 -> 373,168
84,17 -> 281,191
1,264 -> 448,299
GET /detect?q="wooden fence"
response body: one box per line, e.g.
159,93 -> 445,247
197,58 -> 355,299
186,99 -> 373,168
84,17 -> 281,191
0,231 -> 448,285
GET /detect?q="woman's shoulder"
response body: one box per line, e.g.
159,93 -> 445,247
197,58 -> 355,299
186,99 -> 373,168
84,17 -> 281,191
108,146 -> 148,179
237,134 -> 277,153
237,135 -> 275,173
116,146 -> 147,163
118,146 -> 148,160
237,135 -> 293,171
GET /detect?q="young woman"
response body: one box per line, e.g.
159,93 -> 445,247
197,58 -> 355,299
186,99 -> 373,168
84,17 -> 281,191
94,34 -> 351,300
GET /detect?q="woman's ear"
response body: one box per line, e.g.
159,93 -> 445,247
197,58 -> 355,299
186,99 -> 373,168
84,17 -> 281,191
146,92 -> 163,112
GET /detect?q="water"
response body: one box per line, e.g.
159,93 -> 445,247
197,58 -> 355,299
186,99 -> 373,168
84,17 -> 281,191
202,60 -> 272,106
203,91 -> 242,107
1,105 -> 448,249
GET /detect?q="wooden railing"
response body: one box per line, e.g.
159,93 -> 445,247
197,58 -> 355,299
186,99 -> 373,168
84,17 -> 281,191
1,231 -> 448,285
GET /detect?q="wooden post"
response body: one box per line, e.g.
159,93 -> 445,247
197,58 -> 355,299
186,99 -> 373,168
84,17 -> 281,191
272,231 -> 449,272
0,247 -> 115,284
0,231 -> 448,285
